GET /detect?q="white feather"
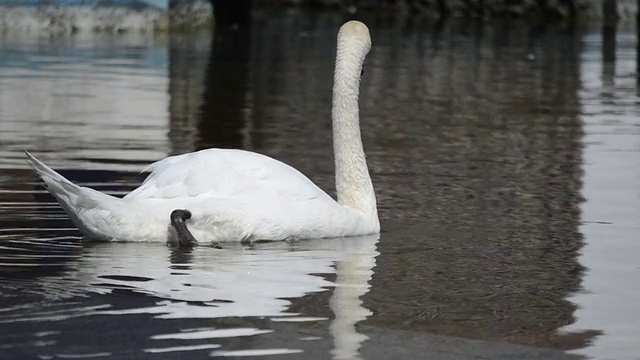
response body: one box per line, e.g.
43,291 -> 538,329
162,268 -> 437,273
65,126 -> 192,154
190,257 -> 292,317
25,21 -> 379,244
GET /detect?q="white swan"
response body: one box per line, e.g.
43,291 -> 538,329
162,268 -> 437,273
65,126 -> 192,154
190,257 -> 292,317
25,20 -> 379,244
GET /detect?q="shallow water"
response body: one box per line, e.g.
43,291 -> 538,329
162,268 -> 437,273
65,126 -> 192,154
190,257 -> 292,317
0,10 -> 639,360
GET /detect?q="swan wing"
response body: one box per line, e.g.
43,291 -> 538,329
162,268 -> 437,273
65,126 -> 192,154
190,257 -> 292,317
124,149 -> 330,202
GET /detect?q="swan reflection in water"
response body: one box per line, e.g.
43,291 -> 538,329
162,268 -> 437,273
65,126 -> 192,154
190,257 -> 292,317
3,235 -> 379,358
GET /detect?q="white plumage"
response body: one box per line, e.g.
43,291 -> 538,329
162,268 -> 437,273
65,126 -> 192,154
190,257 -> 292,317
26,20 -> 379,244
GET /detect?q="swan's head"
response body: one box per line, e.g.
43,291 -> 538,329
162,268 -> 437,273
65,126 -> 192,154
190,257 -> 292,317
337,20 -> 371,60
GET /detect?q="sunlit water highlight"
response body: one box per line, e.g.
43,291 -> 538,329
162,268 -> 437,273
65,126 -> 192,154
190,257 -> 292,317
559,30 -> 640,360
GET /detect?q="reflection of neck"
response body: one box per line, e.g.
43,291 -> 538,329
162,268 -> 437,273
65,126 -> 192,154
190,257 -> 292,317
329,236 -> 379,360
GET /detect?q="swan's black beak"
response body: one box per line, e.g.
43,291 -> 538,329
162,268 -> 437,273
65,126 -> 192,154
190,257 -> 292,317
170,209 -> 198,247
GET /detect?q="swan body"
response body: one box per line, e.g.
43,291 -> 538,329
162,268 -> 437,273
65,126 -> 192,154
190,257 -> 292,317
25,20 -> 379,244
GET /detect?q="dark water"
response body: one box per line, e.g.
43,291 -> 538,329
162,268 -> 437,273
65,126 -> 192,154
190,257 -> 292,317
1,10 -> 639,360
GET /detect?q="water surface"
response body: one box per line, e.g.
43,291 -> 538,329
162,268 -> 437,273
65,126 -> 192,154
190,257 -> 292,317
0,11 -> 639,359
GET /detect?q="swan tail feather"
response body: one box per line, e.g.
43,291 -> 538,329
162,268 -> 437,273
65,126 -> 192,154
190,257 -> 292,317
25,151 -> 82,199
25,151 -> 121,238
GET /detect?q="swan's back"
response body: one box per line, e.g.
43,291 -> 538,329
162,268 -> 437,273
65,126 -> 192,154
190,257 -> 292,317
124,149 -> 330,203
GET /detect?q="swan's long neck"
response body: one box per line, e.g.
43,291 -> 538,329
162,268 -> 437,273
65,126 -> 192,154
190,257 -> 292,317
332,26 -> 378,225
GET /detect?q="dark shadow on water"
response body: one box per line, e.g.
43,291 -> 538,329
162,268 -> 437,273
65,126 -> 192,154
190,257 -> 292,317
365,19 -> 588,349
168,31 -> 210,154
196,23 -> 253,150
168,19 -> 254,152
637,10 -> 640,96
602,24 -> 616,87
